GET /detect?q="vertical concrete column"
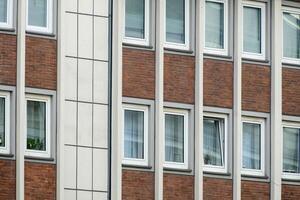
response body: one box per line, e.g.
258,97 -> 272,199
233,0 -> 243,199
194,0 -> 205,199
270,0 -> 283,199
155,0 -> 165,199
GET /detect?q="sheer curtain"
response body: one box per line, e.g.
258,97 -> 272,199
0,98 -> 5,147
243,7 -> 261,53
166,0 -> 185,44
242,123 -> 261,170
165,114 -> 184,163
0,0 -> 7,23
205,1 -> 224,49
283,12 -> 300,59
283,127 -> 300,173
28,0 -> 47,27
204,118 -> 223,166
125,0 -> 145,38
124,110 -> 144,159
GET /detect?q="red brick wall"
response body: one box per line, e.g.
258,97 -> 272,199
25,36 -> 57,90
241,180 -> 270,200
25,162 -> 56,200
204,59 -> 233,108
203,177 -> 232,200
242,64 -> 271,113
122,170 -> 154,200
282,184 -> 300,200
282,68 -> 300,116
123,48 -> 155,99
163,173 -> 194,200
0,159 -> 16,200
0,33 -> 17,86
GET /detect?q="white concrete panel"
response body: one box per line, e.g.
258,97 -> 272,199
77,190 -> 92,200
78,0 -> 93,14
93,104 -> 108,148
94,61 -> 108,104
65,57 -> 77,101
94,17 -> 108,61
65,0 -> 77,12
93,192 -> 108,200
64,101 -> 77,145
64,146 -> 77,189
93,149 -> 108,191
65,13 -> 77,57
78,103 -> 93,146
77,147 -> 93,190
94,0 -> 109,17
78,59 -> 93,102
78,15 -> 93,59
64,189 -> 77,200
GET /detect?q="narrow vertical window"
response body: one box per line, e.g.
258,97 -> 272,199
0,0 -> 13,29
0,92 -> 10,154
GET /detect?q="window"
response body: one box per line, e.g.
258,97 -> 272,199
122,104 -> 148,166
165,0 -> 190,50
283,8 -> 300,65
203,113 -> 227,173
164,108 -> 188,169
241,118 -> 265,176
25,94 -> 51,158
242,2 -> 266,60
283,123 -> 300,180
0,92 -> 10,154
204,0 -> 228,56
123,0 -> 150,46
26,0 -> 53,33
0,0 -> 13,29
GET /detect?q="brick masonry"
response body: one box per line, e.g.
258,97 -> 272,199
0,159 -> 16,200
203,177 -> 232,200
241,180 -> 270,200
282,184 -> 300,200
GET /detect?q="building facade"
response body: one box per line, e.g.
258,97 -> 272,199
0,0 -> 300,200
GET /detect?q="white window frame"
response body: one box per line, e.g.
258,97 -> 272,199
122,104 -> 149,166
203,112 -> 228,174
242,1 -> 266,60
282,7 -> 300,65
164,108 -> 189,170
123,0 -> 150,46
0,91 -> 10,154
282,121 -> 300,180
0,0 -> 13,29
164,0 -> 190,50
241,117 -> 265,177
204,0 -> 228,56
25,94 -> 51,158
26,0 -> 53,34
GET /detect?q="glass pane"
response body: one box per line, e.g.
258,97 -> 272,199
0,98 -> 5,147
205,1 -> 224,49
0,0 -> 8,23
204,118 -> 224,166
242,122 -> 261,170
243,6 -> 261,54
283,12 -> 300,59
125,0 -> 145,39
166,0 -> 185,44
124,110 -> 145,159
27,100 -> 46,151
28,0 -> 47,28
283,127 -> 300,174
165,114 -> 184,163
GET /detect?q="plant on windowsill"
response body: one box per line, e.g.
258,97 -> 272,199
204,154 -> 211,165
0,135 -> 4,147
27,138 -> 45,151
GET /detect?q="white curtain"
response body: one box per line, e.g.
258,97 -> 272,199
204,118 -> 223,166
283,127 -> 300,173
125,0 -> 145,39
0,98 -> 5,147
124,110 -> 144,159
165,114 -> 184,163
242,123 -> 261,170
283,12 -> 300,59
28,0 -> 47,27
243,6 -> 261,54
166,0 -> 185,44
0,0 -> 7,23
205,1 -> 224,49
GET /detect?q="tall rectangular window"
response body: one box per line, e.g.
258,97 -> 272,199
165,0 -> 189,50
243,2 -> 266,60
122,104 -> 148,166
0,0 -> 13,29
205,0 -> 228,55
283,9 -> 300,65
0,92 -> 10,154
26,0 -> 53,33
124,0 -> 149,46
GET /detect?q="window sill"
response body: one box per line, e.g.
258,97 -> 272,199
123,42 -> 154,50
282,62 -> 300,69
0,153 -> 14,158
242,57 -> 270,65
0,27 -> 15,33
204,53 -> 233,61
26,30 -> 56,38
25,155 -> 55,162
164,47 -> 194,55
122,163 -> 152,170
241,174 -> 268,180
282,178 -> 300,184
204,170 -> 231,177
163,167 -> 193,173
